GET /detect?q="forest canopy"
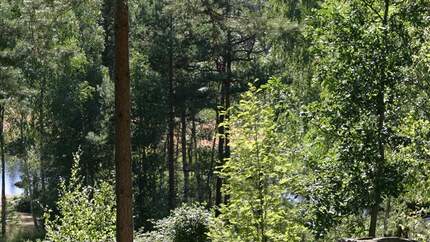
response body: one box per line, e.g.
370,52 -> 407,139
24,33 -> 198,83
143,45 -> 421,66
0,0 -> 430,241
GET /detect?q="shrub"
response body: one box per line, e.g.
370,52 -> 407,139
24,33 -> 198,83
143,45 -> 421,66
209,80 -> 308,242
44,150 -> 116,242
136,203 -> 210,242
14,196 -> 31,213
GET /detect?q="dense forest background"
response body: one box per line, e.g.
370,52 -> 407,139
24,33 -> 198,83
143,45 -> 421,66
1,0 -> 430,241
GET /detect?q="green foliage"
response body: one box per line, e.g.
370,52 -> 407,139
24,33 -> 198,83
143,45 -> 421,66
136,203 -> 210,242
209,79 -> 308,242
44,150 -> 115,242
303,0 -> 430,237
14,196 -> 31,213
383,199 -> 430,241
2,0 -> 430,240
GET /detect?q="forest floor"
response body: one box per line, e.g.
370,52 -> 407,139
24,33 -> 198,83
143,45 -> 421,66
5,212 -> 37,241
11,212 -> 35,232
0,196 -> 40,242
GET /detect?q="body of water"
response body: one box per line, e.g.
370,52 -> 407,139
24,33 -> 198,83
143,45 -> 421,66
4,161 -> 23,196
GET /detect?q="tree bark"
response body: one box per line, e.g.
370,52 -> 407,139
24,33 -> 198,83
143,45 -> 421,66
167,15 -> 176,210
0,106 -> 6,237
181,109 -> 190,202
114,0 -> 133,241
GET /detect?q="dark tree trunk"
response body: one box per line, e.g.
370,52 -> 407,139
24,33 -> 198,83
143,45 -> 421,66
39,78 -> 46,193
383,198 -> 391,236
114,0 -> 133,240
102,0 -> 116,79
192,116 -> 203,202
187,122 -> 193,198
29,4 -> 46,194
167,15 -> 176,210
175,130 -> 180,164
181,109 -> 190,202
0,106 -> 6,237
369,0 -> 389,237
369,205 -> 378,238
161,134 -> 167,196
215,25 -> 233,212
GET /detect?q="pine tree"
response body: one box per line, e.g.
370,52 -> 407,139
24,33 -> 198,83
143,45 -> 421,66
114,0 -> 133,240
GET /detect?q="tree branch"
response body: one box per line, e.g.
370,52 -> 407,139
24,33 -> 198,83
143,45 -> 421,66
361,0 -> 384,21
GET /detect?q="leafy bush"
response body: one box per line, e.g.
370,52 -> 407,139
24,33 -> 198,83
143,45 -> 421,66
136,203 -> 210,242
209,79 -> 308,242
14,196 -> 31,213
44,150 -> 116,242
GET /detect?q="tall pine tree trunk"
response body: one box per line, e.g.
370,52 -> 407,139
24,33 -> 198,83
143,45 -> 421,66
0,106 -> 6,237
114,0 -> 133,240
167,15 -> 176,210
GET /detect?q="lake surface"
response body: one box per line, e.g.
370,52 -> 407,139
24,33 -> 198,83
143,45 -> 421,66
4,161 -> 23,196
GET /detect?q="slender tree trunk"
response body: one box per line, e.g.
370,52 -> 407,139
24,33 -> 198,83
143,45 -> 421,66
369,0 -> 389,237
114,0 -> 133,240
29,3 -> 46,194
0,106 -> 6,237
223,48 -> 232,205
29,110 -> 40,205
215,86 -> 225,216
161,134 -> 167,196
19,116 -> 28,200
181,109 -> 190,202
39,78 -> 46,193
207,134 -> 217,208
27,174 -> 38,228
175,131 -> 180,163
187,122 -> 194,199
369,205 -> 378,238
215,1 -> 233,209
192,116 -> 203,202
19,113 -> 38,228
383,198 -> 391,236
167,15 -> 176,210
